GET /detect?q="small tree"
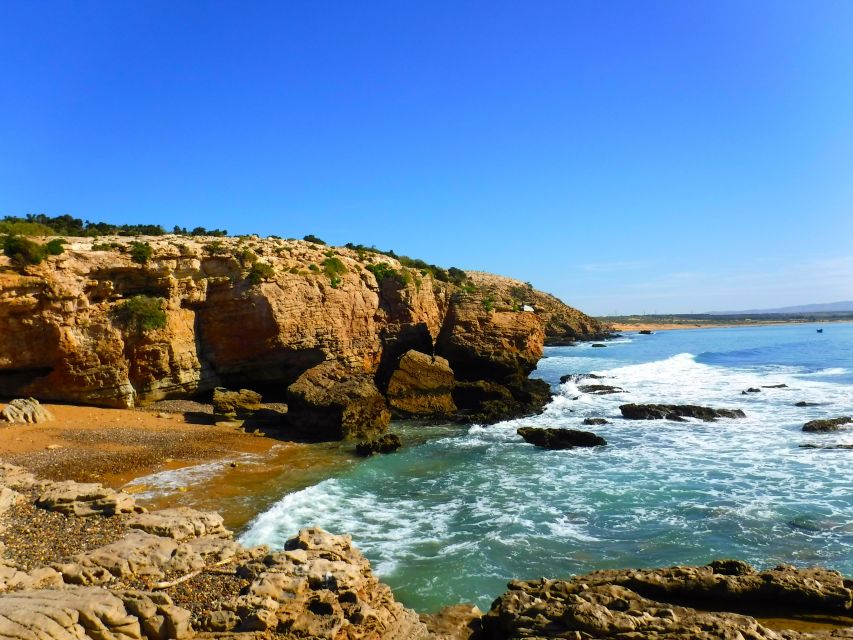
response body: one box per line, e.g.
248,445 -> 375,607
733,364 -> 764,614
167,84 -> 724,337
303,234 -> 326,245
45,239 -> 66,255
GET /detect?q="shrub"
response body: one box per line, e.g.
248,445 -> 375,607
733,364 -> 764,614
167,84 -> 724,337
129,241 -> 153,264
3,235 -> 45,266
303,234 -> 326,245
0,220 -> 54,236
308,263 -> 320,273
322,256 -> 347,288
204,240 -> 229,255
248,262 -> 274,285
112,295 -> 167,332
235,248 -> 258,267
482,295 -> 495,312
92,242 -> 119,252
44,239 -> 66,255
366,263 -> 410,287
447,267 -> 467,286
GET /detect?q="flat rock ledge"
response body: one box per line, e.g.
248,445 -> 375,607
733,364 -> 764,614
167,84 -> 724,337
480,560 -> 853,639
0,462 -> 429,640
619,403 -> 746,422
517,427 -> 607,450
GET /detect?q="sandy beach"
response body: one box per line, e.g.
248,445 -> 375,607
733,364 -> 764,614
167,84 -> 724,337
0,402 -> 355,530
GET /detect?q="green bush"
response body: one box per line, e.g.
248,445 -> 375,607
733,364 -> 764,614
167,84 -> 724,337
482,295 -> 496,313
112,295 -> 167,332
129,241 -> 153,264
248,262 -> 274,285
3,235 -> 45,266
303,234 -> 326,245
44,239 -> 66,256
366,262 -> 410,287
448,267 -> 468,286
235,248 -> 258,267
0,220 -> 54,236
308,263 -> 320,273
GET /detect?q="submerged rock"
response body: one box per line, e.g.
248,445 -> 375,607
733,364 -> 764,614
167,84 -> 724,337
591,343 -> 607,348
639,329 -> 653,335
763,383 -> 788,389
619,403 -> 746,422
517,427 -> 606,449
356,433 -> 402,456
583,417 -> 609,425
0,397 -> 54,424
559,372 -> 605,384
802,416 -> 853,432
795,401 -> 821,407
742,387 -> 761,394
579,384 -> 625,395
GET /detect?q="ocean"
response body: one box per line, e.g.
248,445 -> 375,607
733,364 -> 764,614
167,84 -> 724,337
239,322 -> 853,612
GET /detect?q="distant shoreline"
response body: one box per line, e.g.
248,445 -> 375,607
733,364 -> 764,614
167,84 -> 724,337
605,318 -> 853,332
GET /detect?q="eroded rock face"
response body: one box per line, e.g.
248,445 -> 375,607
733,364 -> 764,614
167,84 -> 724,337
620,403 -> 746,422
386,350 -> 456,417
286,361 -> 391,440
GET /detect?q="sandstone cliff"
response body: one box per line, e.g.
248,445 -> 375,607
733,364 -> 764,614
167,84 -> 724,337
0,236 -> 603,438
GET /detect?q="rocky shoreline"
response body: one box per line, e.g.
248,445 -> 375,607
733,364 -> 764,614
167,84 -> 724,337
2,461 -> 852,639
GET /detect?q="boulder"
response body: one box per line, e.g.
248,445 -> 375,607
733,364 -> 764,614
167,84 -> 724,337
742,387 -> 761,394
802,416 -> 852,432
211,387 -> 262,418
0,462 -> 39,491
639,329 -> 653,334
620,403 -> 746,422
36,480 -> 144,517
0,397 -> 54,424
286,361 -> 391,440
583,417 -> 609,425
517,427 -> 606,449
420,603 -> 483,640
386,350 -> 456,417
452,377 -> 550,424
0,486 -> 24,517
355,433 -> 402,457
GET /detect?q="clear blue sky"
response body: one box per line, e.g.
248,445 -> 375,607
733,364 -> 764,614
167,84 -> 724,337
2,1 -> 852,315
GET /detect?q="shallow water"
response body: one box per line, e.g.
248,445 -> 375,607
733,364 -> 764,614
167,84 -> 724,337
240,322 -> 853,612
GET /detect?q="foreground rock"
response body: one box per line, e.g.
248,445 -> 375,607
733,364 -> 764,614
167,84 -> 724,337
803,416 -> 853,432
481,561 -> 853,639
386,350 -> 456,417
355,433 -> 402,456
620,403 -> 746,422
517,427 -> 607,450
0,462 -> 428,640
0,397 -> 54,424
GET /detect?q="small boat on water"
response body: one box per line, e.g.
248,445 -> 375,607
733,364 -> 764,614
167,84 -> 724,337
817,328 -> 824,333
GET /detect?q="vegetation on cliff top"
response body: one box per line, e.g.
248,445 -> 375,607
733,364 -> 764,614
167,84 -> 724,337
2,235 -> 65,267
1,214 -> 227,238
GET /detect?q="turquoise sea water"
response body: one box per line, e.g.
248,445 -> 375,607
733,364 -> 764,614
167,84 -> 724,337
240,322 -> 853,612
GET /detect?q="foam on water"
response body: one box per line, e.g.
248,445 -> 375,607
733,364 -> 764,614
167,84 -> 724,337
240,323 -> 853,612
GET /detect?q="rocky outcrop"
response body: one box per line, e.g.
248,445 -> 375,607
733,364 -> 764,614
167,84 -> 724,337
517,427 -> 607,449
583,417 -> 609,425
355,433 -> 403,456
481,561 -> 853,639
0,397 -> 53,424
386,350 -> 456,417
286,361 -> 391,440
620,403 -> 746,422
579,384 -> 625,395
0,236 -> 580,436
803,416 -> 852,432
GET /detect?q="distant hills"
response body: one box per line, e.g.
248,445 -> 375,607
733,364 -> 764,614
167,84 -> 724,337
710,301 -> 853,315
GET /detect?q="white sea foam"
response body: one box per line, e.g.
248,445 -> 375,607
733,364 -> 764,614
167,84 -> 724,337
124,453 -> 260,499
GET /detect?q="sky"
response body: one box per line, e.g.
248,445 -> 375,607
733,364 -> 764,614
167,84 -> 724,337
1,1 -> 852,315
